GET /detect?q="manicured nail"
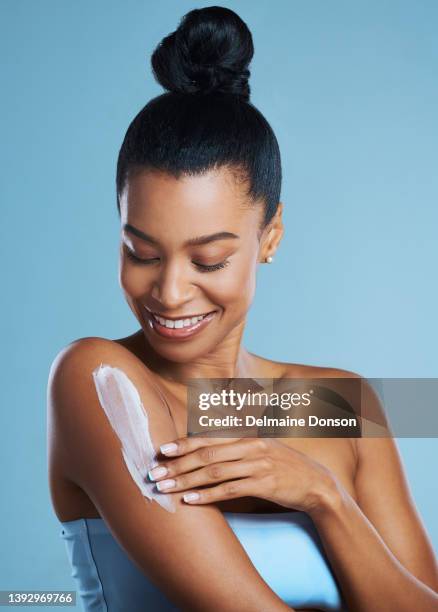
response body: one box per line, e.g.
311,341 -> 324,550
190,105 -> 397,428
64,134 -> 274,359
148,466 -> 168,481
160,443 -> 178,455
183,492 -> 200,503
156,479 -> 176,491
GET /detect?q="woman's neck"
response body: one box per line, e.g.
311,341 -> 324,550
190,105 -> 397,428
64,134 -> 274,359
140,326 -> 256,385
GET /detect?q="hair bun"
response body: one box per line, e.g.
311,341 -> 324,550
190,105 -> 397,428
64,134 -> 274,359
151,6 -> 254,101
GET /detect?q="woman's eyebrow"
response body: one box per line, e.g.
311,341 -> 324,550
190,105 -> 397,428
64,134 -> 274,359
123,224 -> 239,246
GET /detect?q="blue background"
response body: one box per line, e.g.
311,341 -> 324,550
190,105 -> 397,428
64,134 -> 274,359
1,0 -> 437,602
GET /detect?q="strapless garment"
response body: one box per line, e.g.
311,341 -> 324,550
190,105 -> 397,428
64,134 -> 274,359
60,511 -> 347,611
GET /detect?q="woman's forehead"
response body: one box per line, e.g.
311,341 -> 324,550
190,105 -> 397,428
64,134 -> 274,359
120,167 -> 259,227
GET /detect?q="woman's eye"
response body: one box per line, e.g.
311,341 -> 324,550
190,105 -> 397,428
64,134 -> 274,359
124,246 -> 230,272
193,259 -> 230,273
124,247 -> 159,265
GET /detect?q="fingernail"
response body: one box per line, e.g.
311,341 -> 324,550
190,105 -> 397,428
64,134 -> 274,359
148,466 -> 168,481
160,443 -> 178,455
156,479 -> 176,491
183,492 -> 200,503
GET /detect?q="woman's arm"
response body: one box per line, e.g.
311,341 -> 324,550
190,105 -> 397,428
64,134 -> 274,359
308,434 -> 438,612
47,337 -> 292,612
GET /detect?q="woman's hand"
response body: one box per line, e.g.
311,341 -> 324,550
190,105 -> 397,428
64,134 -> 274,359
147,437 -> 341,514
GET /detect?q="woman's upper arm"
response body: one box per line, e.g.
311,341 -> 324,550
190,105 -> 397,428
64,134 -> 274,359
47,337 -> 291,612
355,435 -> 438,593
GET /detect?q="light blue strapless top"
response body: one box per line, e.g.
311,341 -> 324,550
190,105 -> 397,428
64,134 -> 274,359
60,511 -> 347,611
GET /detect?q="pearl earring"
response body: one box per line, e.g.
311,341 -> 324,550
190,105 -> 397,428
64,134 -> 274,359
265,255 -> 273,263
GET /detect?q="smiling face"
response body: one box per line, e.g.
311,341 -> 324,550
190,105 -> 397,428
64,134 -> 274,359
118,166 -> 282,363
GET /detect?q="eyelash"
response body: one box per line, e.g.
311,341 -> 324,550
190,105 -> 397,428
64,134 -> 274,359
124,248 -> 230,273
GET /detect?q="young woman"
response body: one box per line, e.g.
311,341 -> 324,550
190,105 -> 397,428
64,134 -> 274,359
47,7 -> 438,611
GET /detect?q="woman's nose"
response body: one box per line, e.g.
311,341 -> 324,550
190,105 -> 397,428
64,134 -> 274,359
150,261 -> 196,310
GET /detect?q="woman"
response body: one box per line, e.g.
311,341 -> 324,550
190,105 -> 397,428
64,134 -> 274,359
47,6 -> 438,611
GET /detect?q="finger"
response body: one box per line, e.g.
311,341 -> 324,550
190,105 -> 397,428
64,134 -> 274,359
155,459 -> 264,493
159,436 -> 242,457
150,438 -> 264,481
182,477 -> 260,504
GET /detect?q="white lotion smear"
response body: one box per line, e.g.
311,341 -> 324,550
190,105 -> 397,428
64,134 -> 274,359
92,363 -> 175,513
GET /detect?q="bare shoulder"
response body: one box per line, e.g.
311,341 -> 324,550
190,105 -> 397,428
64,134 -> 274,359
48,335 -> 148,378
285,363 -> 363,378
247,351 -> 353,379
47,336 -> 169,428
296,365 -> 390,446
47,336 -> 173,483
48,335 -> 164,412
257,354 -> 363,380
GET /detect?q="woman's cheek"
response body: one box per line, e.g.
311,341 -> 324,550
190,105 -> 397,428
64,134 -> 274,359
209,259 -> 257,314
119,260 -> 149,298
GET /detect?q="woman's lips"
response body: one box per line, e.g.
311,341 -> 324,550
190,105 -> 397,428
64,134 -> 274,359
144,308 -> 217,340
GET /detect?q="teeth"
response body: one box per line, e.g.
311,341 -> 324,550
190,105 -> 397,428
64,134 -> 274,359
151,312 -> 210,328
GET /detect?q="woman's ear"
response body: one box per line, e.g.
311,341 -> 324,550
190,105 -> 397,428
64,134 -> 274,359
259,202 -> 284,263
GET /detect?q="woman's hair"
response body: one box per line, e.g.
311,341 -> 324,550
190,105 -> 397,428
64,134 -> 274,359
116,6 -> 282,228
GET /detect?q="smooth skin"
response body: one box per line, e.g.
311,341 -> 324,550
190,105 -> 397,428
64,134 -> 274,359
48,167 -> 438,611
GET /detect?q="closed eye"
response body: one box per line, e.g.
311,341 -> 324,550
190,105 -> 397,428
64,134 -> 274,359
194,260 -> 230,272
124,248 -> 158,265
124,246 -> 230,273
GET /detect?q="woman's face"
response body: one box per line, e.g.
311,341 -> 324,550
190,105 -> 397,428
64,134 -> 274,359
118,166 -> 281,363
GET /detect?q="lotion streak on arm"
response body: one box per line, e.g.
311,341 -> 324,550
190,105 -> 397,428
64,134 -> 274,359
92,363 -> 175,513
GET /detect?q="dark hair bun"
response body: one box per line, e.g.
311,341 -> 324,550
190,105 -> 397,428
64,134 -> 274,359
151,6 -> 254,101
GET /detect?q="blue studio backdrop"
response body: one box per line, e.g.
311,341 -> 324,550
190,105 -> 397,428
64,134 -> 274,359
1,0 -> 437,604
